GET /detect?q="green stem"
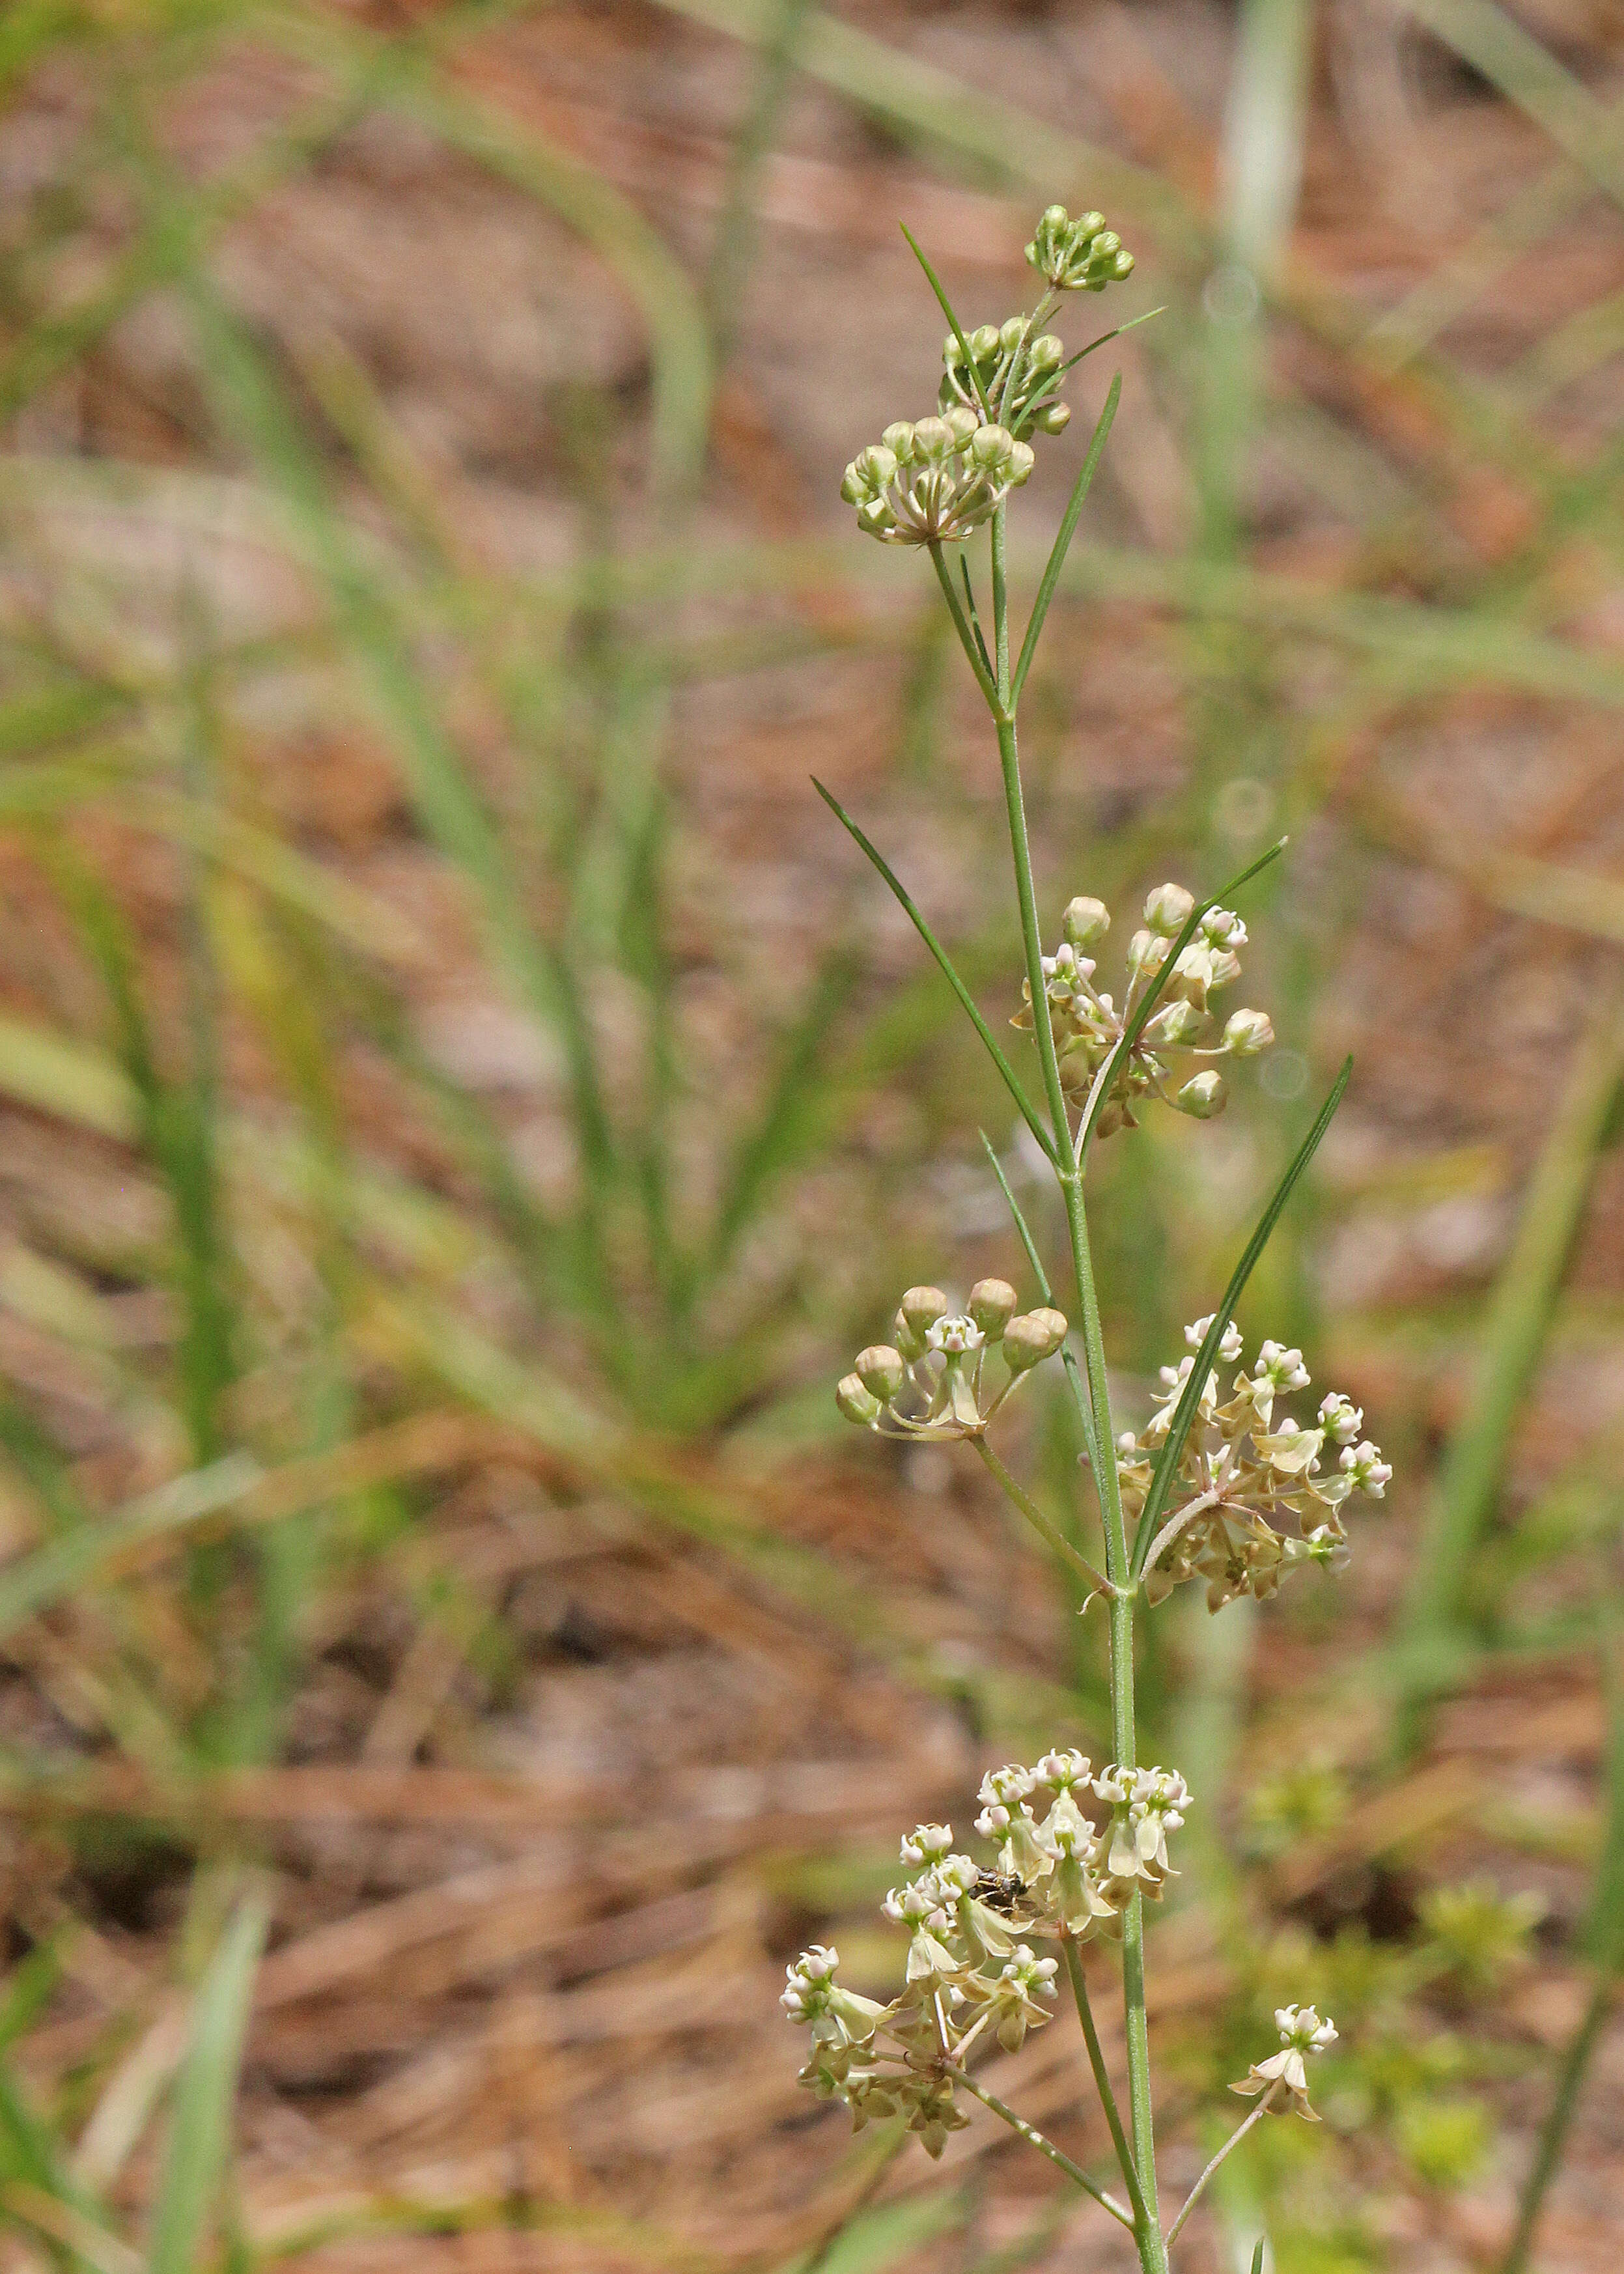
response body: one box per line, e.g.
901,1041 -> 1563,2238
980,517 -> 1164,2274
1164,2085 -> 1280,2249
975,1437 -> 1112,1597
947,2065 -> 1136,2229
1063,1939 -> 1150,2233
1498,1972 -> 1616,2274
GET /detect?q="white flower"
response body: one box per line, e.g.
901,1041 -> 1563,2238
1201,906 -> 1247,948
1339,1440 -> 1391,1495
900,1823 -> 953,1868
1186,1313 -> 1244,1362
781,1946 -> 890,2046
927,1313 -> 985,1356
1317,1391 -> 1362,1444
1033,1748 -> 1091,1790
1231,2003 -> 1337,2119
1255,1341 -> 1310,1392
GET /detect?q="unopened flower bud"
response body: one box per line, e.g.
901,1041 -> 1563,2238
1128,929 -> 1170,977
1035,401 -> 1071,434
1144,882 -> 1196,935
967,1278 -> 1018,1338
1223,1008 -> 1274,1056
1143,997 -> 1203,1046
839,444 -> 897,505
970,422 -> 1016,473
1062,895 -> 1110,947
837,1373 -> 882,1425
912,415 -> 957,463
969,323 -> 1001,359
1175,1070 -> 1227,1119
1003,1308 -> 1067,1371
881,421 -> 916,460
999,316 -> 1027,353
1029,333 -> 1064,372
856,1345 -> 906,1401
942,404 -> 979,447
899,1286 -> 949,1337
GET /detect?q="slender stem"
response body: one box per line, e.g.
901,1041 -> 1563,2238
1165,2085 -> 1281,2249
990,503 -> 1012,705
980,517 -> 1163,2271
931,540 -> 1000,710
1062,1939 -> 1149,2232
1498,1973 -> 1616,2274
945,2065 -> 1136,2230
975,1438 -> 1113,1597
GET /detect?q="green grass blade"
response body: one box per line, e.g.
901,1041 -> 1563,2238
1396,979 -> 1624,1679
1409,0 -> 1624,217
706,943 -> 861,1283
811,778 -> 1056,1162
1130,1057 -> 1351,1577
1080,839 -> 1286,1162
146,1890 -> 269,2274
1011,372 -> 1120,705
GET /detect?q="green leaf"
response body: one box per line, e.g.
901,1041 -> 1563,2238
1130,1058 -> 1352,1577
812,778 -> 1056,1163
146,1892 -> 269,2274
1011,372 -> 1120,705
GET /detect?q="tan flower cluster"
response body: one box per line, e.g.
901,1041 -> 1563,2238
784,1752 -> 1188,2156
1119,1322 -> 1391,1612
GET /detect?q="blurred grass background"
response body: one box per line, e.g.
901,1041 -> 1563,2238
0,0 -> 1623,2269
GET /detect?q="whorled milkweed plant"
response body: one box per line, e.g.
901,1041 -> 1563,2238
785,210 -> 1392,2269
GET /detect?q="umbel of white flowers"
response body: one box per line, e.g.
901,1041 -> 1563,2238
1117,1319 -> 1391,1612
782,1753 -> 1201,2155
836,1280 -> 1067,1437
1013,883 -> 1273,1135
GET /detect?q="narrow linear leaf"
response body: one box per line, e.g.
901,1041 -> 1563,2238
147,1892 -> 270,2274
1130,1058 -> 1352,1576
813,778 -> 1056,1162
1011,372 -> 1120,705
900,225 -> 990,418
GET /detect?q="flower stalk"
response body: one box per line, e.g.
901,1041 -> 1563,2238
794,204 -> 1381,2269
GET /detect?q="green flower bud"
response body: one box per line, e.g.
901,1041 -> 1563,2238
969,323 -> 1001,360
881,421 -> 916,460
837,1373 -> 882,1424
1025,205 -> 1128,291
1222,1008 -> 1274,1056
1062,895 -> 1110,947
839,444 -> 897,505
1175,1070 -> 1227,1119
941,404 -> 979,448
912,415 -> 957,463
1003,1308 -> 1069,1371
1007,438 -> 1035,484
999,315 -> 1027,353
856,1344 -> 906,1401
1035,401 -> 1072,434
1144,882 -> 1196,934
1029,334 -> 1063,372
967,1278 -> 1018,1338
1141,997 -> 1203,1046
970,422 -> 1016,474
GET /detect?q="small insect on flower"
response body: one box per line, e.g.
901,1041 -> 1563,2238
977,1870 -> 1031,1917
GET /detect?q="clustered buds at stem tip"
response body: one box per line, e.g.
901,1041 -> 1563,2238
837,1283 -> 1067,1438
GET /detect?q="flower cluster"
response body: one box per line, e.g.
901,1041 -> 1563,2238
1012,885 -> 1273,1134
939,318 -> 1074,442
784,1752 -> 1188,2155
1026,204 -> 1136,293
1117,1321 -> 1392,1612
836,1281 -> 1067,1439
841,410 -> 1034,546
1231,2004 -> 1338,2121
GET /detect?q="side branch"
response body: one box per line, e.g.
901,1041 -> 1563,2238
945,2064 -> 1136,2230
1164,2084 -> 1281,2249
